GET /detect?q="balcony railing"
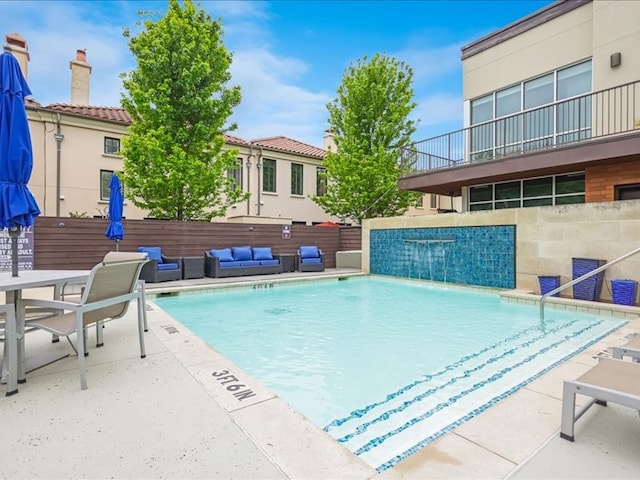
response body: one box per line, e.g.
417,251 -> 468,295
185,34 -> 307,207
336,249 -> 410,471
401,80 -> 640,174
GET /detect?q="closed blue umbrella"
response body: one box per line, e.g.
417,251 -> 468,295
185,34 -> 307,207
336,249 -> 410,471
105,172 -> 124,251
0,52 -> 40,276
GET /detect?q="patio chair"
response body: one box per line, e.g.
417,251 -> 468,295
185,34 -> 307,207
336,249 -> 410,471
611,334 -> 640,361
297,245 -> 325,272
16,251 -> 149,390
137,246 -> 182,283
559,357 -> 640,441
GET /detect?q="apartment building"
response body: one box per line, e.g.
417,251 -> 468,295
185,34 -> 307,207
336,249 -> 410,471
399,0 -> 640,211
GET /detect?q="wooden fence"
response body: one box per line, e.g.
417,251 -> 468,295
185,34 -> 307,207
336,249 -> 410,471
32,217 -> 362,270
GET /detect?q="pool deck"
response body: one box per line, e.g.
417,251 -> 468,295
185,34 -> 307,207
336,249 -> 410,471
2,268 -> 640,479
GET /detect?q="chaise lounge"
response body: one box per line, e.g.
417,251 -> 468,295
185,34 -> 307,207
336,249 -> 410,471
205,246 -> 282,278
560,357 -> 640,442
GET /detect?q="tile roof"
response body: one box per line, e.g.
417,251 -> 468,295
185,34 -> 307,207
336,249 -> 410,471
46,103 -> 132,124
251,136 -> 325,159
28,103 -> 323,155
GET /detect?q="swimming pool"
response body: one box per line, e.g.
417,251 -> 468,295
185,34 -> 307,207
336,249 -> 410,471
153,276 -> 625,471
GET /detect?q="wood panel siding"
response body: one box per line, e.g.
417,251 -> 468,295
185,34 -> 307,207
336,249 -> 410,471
32,217 -> 362,270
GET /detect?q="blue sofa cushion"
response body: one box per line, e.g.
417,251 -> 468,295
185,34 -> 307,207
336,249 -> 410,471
259,259 -> 279,266
232,246 -> 252,261
138,246 -> 163,264
210,248 -> 234,262
252,247 -> 273,261
158,262 -> 179,271
219,261 -> 243,268
239,260 -> 260,267
301,257 -> 322,264
299,245 -> 319,259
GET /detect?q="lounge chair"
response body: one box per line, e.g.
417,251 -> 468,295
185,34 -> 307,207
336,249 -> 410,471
137,246 -> 182,282
611,334 -> 640,361
297,245 -> 325,272
16,251 -> 149,390
560,357 -> 640,441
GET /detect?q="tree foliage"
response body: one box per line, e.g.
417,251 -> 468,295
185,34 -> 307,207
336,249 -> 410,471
120,0 -> 247,221
314,53 -> 421,224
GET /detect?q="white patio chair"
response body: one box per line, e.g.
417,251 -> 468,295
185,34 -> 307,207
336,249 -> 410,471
17,251 -> 148,390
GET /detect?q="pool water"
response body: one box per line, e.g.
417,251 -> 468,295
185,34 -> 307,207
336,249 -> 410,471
153,276 -> 625,471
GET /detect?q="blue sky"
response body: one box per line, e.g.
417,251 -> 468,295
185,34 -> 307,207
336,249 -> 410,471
1,0 -> 552,147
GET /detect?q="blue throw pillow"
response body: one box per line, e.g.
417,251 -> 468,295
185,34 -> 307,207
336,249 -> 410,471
232,245 -> 252,261
138,246 -> 163,264
252,247 -> 273,261
299,245 -> 319,259
209,248 -> 234,262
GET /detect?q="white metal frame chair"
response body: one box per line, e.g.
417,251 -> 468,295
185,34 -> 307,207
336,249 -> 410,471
17,251 -> 148,390
560,357 -> 640,441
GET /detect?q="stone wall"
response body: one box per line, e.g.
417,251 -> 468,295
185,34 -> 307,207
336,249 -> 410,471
363,200 -> 640,301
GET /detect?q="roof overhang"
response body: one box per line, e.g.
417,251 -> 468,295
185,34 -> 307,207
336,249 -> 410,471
399,132 -> 640,196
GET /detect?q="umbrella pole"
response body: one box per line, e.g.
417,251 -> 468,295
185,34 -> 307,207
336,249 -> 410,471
115,239 -> 120,252
9,226 -> 20,277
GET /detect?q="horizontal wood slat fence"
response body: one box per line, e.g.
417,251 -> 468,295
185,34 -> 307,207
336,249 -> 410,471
33,217 -> 362,270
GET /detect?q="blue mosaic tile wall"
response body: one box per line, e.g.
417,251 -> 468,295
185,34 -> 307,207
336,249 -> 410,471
370,225 -> 516,289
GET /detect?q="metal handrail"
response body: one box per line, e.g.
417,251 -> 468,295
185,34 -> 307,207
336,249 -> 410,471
540,246 -> 640,321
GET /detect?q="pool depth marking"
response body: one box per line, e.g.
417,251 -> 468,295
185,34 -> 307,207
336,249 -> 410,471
212,369 -> 257,401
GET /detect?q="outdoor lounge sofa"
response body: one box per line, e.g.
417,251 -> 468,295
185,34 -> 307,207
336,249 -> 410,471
297,245 -> 325,272
205,246 -> 282,278
559,357 -> 640,442
137,246 -> 182,283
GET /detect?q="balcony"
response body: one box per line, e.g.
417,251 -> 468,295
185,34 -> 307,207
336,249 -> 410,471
400,80 -> 640,194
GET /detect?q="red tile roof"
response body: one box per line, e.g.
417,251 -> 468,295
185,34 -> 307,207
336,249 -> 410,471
251,136 -> 325,159
46,103 -> 132,124
29,103 -> 323,155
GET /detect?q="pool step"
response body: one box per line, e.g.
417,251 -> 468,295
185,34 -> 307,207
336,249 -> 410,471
324,317 -> 621,471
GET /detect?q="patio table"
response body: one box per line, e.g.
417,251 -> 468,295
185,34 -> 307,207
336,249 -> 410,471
1,269 -> 89,395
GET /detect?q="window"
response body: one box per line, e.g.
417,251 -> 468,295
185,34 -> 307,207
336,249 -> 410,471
227,158 -> 243,190
100,170 -> 118,201
468,173 -> 585,211
104,137 -> 120,155
291,163 -> 303,195
468,60 -> 593,158
316,167 -> 327,196
615,184 -> 640,200
262,158 -> 276,193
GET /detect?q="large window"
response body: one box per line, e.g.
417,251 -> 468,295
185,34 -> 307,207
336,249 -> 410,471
262,158 -> 276,193
104,137 -> 120,155
227,158 -> 243,190
291,163 -> 303,195
468,173 -> 585,211
316,167 -> 327,196
469,60 -> 592,159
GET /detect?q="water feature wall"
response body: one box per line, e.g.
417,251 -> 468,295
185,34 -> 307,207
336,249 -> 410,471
369,225 -> 516,288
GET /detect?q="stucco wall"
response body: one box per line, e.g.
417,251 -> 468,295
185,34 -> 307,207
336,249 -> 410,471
363,200 -> 640,302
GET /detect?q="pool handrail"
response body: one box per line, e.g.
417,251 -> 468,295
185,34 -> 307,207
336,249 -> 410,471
539,246 -> 640,322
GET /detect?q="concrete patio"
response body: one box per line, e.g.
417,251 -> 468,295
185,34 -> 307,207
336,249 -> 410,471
1,269 -> 639,479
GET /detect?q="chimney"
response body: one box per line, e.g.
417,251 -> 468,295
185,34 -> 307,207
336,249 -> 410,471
323,129 -> 336,152
3,33 -> 30,80
70,48 -> 91,105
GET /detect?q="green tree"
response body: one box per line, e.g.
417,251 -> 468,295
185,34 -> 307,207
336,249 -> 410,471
120,0 -> 247,221
314,53 -> 422,224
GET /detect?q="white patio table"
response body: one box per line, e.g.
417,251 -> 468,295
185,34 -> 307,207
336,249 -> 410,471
1,269 -> 89,395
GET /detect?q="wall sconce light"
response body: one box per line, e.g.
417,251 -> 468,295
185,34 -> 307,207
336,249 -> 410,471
610,52 -> 621,68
